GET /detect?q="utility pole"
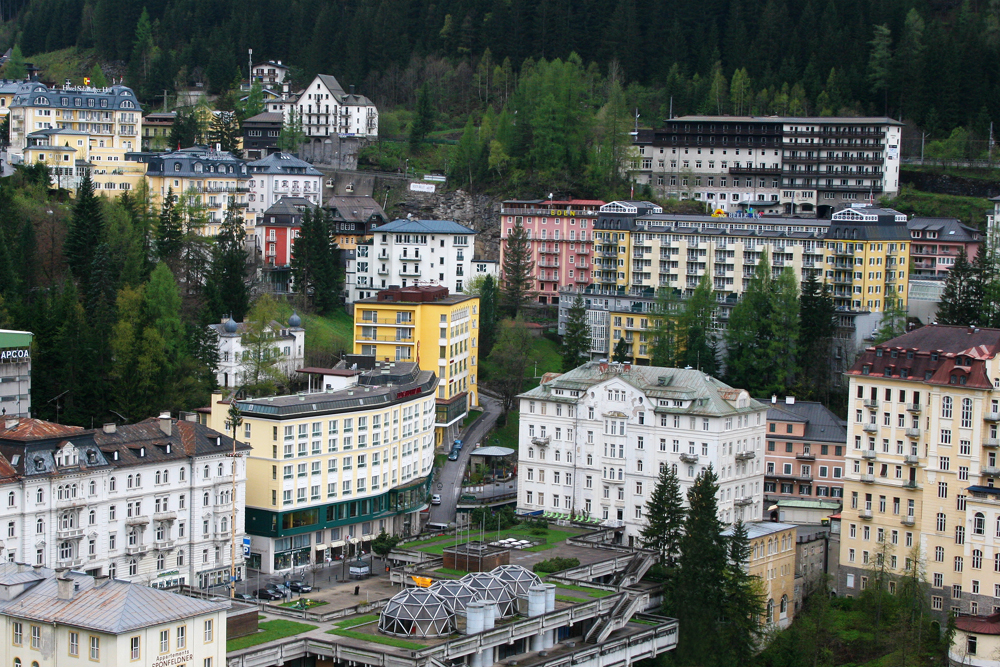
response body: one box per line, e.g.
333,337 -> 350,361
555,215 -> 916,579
248,49 -> 253,83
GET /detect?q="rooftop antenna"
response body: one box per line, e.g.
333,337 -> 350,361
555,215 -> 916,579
630,108 -> 640,137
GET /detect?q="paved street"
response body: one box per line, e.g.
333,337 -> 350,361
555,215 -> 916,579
428,395 -> 503,526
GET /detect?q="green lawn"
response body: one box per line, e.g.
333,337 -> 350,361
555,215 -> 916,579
414,524 -> 578,555
483,411 -> 519,452
881,185 -> 992,228
327,627 -> 426,650
433,567 -> 467,577
523,336 -> 563,391
549,581 -> 615,598
226,620 -> 318,651
273,304 -> 355,359
335,613 -> 380,629
461,411 -> 481,431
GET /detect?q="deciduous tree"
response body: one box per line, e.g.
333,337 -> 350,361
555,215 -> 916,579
486,318 -> 531,413
500,218 -> 534,317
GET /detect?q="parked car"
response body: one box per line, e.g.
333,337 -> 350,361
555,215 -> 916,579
453,439 -> 463,450
265,582 -> 290,596
448,451 -> 459,461
288,581 -> 313,593
431,494 -> 442,505
234,593 -> 255,602
255,588 -> 282,601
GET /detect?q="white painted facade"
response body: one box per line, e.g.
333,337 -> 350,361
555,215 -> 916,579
516,362 -> 768,543
247,152 -> 323,218
291,74 -> 378,139
346,220 -> 490,303
0,418 -> 248,591
208,316 -> 305,389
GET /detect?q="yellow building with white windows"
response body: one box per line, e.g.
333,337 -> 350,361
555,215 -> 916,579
353,285 -> 479,446
0,563 -> 227,667
206,360 -> 436,573
726,522 -> 797,629
839,325 -> 1000,618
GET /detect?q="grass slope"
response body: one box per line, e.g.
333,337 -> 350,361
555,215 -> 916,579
882,185 -> 992,229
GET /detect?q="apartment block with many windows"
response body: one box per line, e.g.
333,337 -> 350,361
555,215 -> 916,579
761,397 -> 847,504
353,286 -> 478,445
839,325 -> 1000,617
517,361 -> 768,543
206,361 -> 435,574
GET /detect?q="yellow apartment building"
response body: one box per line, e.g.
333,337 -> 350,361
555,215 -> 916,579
8,82 -> 140,156
839,325 -> 1000,618
826,206 -> 910,313
129,146 -> 254,234
205,360 -> 436,573
353,285 -> 479,446
726,521 -> 798,629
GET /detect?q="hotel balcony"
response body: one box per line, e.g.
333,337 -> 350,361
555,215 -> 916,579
531,436 -> 550,446
863,423 -> 878,433
863,399 -> 879,409
734,496 -> 754,506
907,403 -> 922,413
984,438 -> 1000,448
903,454 -> 920,465
860,474 -> 875,483
862,450 -> 877,460
981,466 -> 1000,477
679,453 -> 699,464
57,527 -> 84,540
735,451 -> 756,461
986,412 -> 1000,422
901,516 -> 915,526
859,509 -> 873,519
905,427 -> 921,438
126,515 -> 150,526
795,452 -> 815,460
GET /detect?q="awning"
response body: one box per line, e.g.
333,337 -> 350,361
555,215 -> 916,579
329,540 -> 346,548
314,543 -> 327,550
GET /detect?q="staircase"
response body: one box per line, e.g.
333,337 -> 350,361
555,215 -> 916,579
613,551 -> 655,587
584,591 -> 645,644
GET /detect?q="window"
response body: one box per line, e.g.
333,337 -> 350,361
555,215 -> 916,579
177,626 -> 186,649
160,631 -> 169,654
13,621 -> 22,645
90,636 -> 100,660
130,636 -> 140,660
204,620 -> 213,643
70,631 -> 79,656
31,625 -> 40,649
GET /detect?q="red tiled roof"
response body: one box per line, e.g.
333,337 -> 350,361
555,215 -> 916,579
955,612 -> 1000,634
847,325 -> 1000,389
0,419 -> 85,441
297,367 -> 360,376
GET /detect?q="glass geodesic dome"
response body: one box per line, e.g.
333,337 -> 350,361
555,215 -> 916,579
459,572 -> 516,617
429,579 -> 480,613
378,588 -> 456,637
490,565 -> 543,597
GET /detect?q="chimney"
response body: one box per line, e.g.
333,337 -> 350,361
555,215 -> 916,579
785,396 -> 795,405
4,417 -> 18,429
103,423 -> 116,434
95,574 -> 110,585
158,412 -> 172,436
56,577 -> 74,600
350,84 -> 355,95
771,395 -> 777,404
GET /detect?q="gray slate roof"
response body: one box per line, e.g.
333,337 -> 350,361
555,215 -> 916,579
519,361 -> 765,417
374,219 -> 474,235
10,83 -> 141,112
908,217 -> 981,243
757,399 -> 847,444
248,151 -> 323,175
0,564 -> 225,633
722,521 -> 798,540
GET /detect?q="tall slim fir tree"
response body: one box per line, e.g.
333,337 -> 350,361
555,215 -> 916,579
64,171 -> 105,292
725,255 -> 774,393
561,294 -> 592,372
721,520 -> 767,665
478,274 -> 499,357
640,464 -> 685,568
937,248 -> 978,325
798,273 -> 836,400
157,187 -> 183,267
677,273 -> 718,374
204,200 -> 252,321
650,287 -> 679,367
500,218 -> 534,317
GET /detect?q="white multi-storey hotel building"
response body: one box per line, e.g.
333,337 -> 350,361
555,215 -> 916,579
517,361 -> 768,544
0,415 -> 249,590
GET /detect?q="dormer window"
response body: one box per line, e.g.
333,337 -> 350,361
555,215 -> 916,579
139,447 -> 145,457
931,352 -> 939,362
862,365 -> 870,375
876,349 -> 883,357
34,457 -> 44,471
950,375 -> 957,384
166,443 -> 171,454
925,371 -> 933,380
113,451 -> 119,461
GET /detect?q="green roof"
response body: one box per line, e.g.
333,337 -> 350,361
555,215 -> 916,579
0,330 -> 32,349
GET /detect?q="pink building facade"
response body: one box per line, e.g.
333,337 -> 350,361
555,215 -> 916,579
908,217 -> 982,278
500,199 -> 604,305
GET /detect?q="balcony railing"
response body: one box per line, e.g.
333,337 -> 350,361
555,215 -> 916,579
125,544 -> 149,555
735,451 -> 755,461
903,454 -> 920,465
862,450 -> 877,460
905,427 -> 921,438
863,399 -> 879,409
863,423 -> 878,433
984,438 -> 1000,448
986,412 -> 1000,422
901,516 -> 915,526
734,496 -> 754,506
57,527 -> 84,540
860,474 -> 875,483
907,403 -> 921,413
531,436 -> 550,446
796,452 -> 815,460
126,515 -> 150,526
859,509 -> 873,519
902,480 -> 920,489
982,466 -> 1000,477
679,453 -> 699,463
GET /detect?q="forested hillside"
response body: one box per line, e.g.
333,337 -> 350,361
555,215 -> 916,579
2,0 -> 1000,142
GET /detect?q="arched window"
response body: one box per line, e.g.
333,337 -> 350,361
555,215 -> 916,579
7,491 -> 14,507
35,518 -> 43,534
936,513 -> 946,532
88,510 -> 96,525
974,512 -> 986,535
163,469 -> 169,483
108,562 -> 116,579
179,467 -> 185,481
15,657 -> 22,667
128,559 -> 137,576
35,488 -> 43,503
942,396 -> 953,418
127,474 -> 133,489
973,549 -> 983,569
766,599 -> 774,622
203,465 -> 210,479
203,492 -> 210,506
221,517 -> 228,533
177,550 -> 185,566
779,595 -> 788,617
962,398 -> 973,427
89,480 -> 96,495
156,553 -> 165,570
60,513 -> 74,529
155,471 -> 161,484
135,473 -> 141,486
109,477 -> 116,491
217,462 -> 224,476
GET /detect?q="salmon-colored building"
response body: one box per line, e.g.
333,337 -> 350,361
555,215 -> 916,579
499,199 -> 604,305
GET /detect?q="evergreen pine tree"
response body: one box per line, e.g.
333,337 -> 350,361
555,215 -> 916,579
204,201 -> 252,321
671,467 -> 729,665
500,218 -> 534,317
766,268 -> 800,394
157,187 -> 183,267
486,319 -> 531,413
721,520 -> 767,665
640,464 -> 685,567
409,82 -> 434,150
613,337 -> 630,363
798,273 -> 836,400
291,207 -> 341,314
938,248 -> 978,325
5,45 -> 26,79
209,110 -> 243,157
650,287 -> 679,367
64,171 -> 105,291
725,255 -> 773,392
14,219 -> 36,298
478,274 -> 499,357
875,300 -> 909,343
973,246 -> 1000,327
678,273 -> 718,374
561,294 -> 592,372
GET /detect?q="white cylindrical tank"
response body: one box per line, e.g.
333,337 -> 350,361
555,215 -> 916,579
528,584 -> 547,651
481,602 -> 497,667
543,584 -> 557,648
467,601 -> 488,667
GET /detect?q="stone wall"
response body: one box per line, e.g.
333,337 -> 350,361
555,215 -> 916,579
393,189 -> 503,261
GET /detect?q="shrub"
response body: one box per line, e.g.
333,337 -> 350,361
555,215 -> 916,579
532,557 -> 580,574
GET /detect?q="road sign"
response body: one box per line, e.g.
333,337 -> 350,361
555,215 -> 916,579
242,537 -> 251,557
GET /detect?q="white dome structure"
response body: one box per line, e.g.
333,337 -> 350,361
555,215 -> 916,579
490,565 -> 543,597
459,572 -> 516,617
378,588 -> 456,638
429,579 -> 480,613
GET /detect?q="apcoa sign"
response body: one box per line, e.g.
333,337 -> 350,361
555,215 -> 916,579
0,348 -> 29,363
